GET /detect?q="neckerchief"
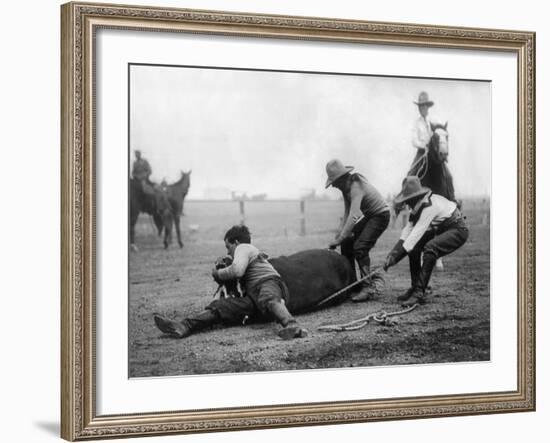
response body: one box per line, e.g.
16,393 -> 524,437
409,192 -> 433,225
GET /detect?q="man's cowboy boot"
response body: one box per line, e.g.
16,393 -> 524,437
398,251 -> 421,302
154,315 -> 191,338
153,309 -> 219,339
401,287 -> 427,307
402,253 -> 437,307
397,287 -> 415,303
278,321 -> 306,340
351,264 -> 384,302
267,301 -> 307,340
417,253 -> 437,293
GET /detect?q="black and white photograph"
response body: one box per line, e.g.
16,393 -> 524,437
128,64 -> 491,377
3,0 -> 546,440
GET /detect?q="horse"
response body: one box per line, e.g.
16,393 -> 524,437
406,122 -> 458,271
130,178 -> 164,251
157,170 -> 192,249
129,170 -> 191,250
408,122 -> 456,203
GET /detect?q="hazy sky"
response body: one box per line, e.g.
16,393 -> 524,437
130,65 -> 491,199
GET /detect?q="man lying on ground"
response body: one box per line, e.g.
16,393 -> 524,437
153,225 -> 358,340
154,225 -> 307,340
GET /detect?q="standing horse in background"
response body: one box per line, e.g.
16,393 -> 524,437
130,170 -> 191,250
130,178 -> 164,251
157,170 -> 191,249
408,122 -> 456,203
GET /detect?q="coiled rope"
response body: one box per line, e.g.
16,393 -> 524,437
407,149 -> 429,181
318,304 -> 418,332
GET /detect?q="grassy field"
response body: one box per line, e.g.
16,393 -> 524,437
129,199 -> 490,377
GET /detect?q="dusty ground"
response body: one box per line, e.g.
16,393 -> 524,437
129,200 -> 490,377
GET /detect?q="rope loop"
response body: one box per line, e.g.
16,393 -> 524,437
318,304 -> 418,332
407,149 -> 429,181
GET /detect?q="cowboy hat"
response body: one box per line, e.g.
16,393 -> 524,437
394,176 -> 431,204
413,91 -> 434,107
325,159 -> 354,188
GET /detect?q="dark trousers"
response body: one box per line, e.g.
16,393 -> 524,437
205,277 -> 290,325
341,210 -> 390,270
408,218 -> 469,290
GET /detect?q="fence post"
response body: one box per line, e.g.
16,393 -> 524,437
239,199 -> 245,225
299,200 -> 306,236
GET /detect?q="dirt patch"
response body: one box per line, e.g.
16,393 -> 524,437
128,203 -> 490,378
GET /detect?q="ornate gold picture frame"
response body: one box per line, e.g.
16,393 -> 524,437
61,2 -> 535,440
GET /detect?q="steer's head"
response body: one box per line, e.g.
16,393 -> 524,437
214,256 -> 243,298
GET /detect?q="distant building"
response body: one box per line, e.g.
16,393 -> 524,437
203,187 -> 232,200
231,191 -> 249,201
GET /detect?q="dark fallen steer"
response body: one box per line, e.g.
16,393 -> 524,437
154,249 -> 356,339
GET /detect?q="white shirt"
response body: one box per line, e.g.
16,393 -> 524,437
400,193 -> 457,252
411,116 -> 432,150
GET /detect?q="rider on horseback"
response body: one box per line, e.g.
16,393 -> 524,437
409,91 -> 435,175
131,150 -> 154,193
131,149 -> 167,217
